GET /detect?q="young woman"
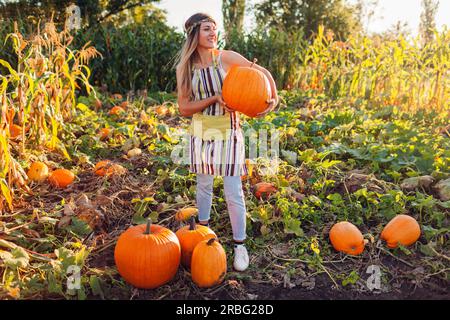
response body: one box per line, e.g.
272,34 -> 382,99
175,13 -> 278,271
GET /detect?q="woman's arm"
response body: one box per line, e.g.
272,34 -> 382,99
176,67 -> 222,117
221,50 -> 279,106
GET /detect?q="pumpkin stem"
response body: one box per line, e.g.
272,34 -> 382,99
189,216 -> 196,230
206,238 -> 216,246
250,58 -> 258,68
144,219 -> 152,235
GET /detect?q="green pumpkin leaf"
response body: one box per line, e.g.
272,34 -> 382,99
419,243 -> 436,257
0,247 -> 30,269
327,193 -> 344,205
77,284 -> 87,300
342,270 -> 360,286
89,275 -> 105,299
320,159 -> 342,169
47,272 -> 63,295
67,217 -> 93,238
148,210 -> 160,223
54,247 -> 76,272
132,213 -> 147,225
284,217 -> 304,237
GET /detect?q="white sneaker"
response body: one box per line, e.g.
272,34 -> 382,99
233,244 -> 249,271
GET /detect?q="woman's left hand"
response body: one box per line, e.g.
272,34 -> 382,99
256,98 -> 278,118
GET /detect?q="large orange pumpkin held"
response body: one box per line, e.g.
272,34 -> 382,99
222,59 -> 272,118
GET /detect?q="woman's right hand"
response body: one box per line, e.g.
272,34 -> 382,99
215,95 -> 234,112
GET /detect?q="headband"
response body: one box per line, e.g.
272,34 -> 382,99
185,18 -> 215,35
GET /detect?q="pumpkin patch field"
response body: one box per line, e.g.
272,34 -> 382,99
0,22 -> 449,300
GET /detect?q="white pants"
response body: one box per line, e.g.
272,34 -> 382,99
196,173 -> 247,241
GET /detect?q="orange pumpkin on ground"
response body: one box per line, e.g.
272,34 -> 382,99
329,221 -> 365,255
253,182 -> 277,199
27,162 -> 49,183
175,207 -> 198,222
222,61 -> 272,118
94,160 -> 112,176
380,214 -> 421,248
94,160 -> 126,177
114,220 -> 181,289
175,217 -> 217,269
99,128 -> 111,140
155,105 -> 168,117
191,238 -> 227,288
127,148 -> 142,158
48,169 -> 75,188
109,106 -> 125,116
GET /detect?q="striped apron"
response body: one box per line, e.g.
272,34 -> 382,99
188,50 -> 247,177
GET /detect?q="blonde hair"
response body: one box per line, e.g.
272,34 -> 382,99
174,13 -> 216,99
